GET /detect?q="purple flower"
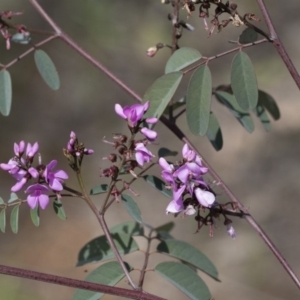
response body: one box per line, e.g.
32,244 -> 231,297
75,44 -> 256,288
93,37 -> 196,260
166,185 -> 185,214
26,142 -> 39,158
134,143 -> 154,166
182,143 -> 196,162
14,141 -> 25,157
0,158 -> 20,175
44,160 -> 68,191
140,127 -> 157,141
194,188 -> 215,207
25,184 -> 50,209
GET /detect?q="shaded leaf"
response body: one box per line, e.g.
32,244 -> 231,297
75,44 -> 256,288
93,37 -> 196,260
110,221 -> 144,237
73,261 -> 132,300
30,206 -> 40,227
165,47 -> 202,74
215,91 -> 254,133
0,209 -> 6,233
155,222 -> 175,240
143,175 -> 172,198
10,205 -> 19,234
121,194 -> 142,223
34,50 -> 60,90
157,239 -> 219,280
11,33 -> 31,44
253,103 -> 271,131
239,28 -> 258,44
90,184 -> 109,195
53,198 -> 67,220
143,72 -> 183,120
8,192 -> 18,203
259,90 -> 280,120
158,148 -> 178,158
76,232 -> 139,266
231,52 -> 258,110
186,65 -> 212,136
163,97 -> 186,116
155,262 -> 211,300
206,111 -> 223,151
0,70 -> 12,116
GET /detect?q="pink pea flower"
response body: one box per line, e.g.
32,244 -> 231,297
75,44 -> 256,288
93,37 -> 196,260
25,184 -> 50,209
194,188 -> 215,207
44,160 -> 68,191
134,143 -> 154,166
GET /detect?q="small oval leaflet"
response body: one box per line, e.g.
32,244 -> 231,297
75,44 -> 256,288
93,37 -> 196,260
239,28 -> 258,44
206,111 -> 223,151
0,70 -> 12,116
121,194 -> 142,223
53,198 -> 67,220
186,65 -> 212,136
165,47 -> 202,74
34,49 -> 60,90
30,206 -> 40,227
0,209 -> 6,233
10,205 -> 19,234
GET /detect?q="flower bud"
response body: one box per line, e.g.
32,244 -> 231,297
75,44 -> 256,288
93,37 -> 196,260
146,46 -> 157,57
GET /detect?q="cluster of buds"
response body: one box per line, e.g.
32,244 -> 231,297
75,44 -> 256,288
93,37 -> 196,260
0,141 -> 68,209
159,143 -> 236,238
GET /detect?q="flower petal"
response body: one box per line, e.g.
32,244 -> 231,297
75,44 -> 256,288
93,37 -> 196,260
27,195 -> 38,209
194,188 -> 215,207
38,194 -> 50,210
114,104 -> 127,119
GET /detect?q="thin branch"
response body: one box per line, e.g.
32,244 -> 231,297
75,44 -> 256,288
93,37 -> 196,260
0,265 -> 166,300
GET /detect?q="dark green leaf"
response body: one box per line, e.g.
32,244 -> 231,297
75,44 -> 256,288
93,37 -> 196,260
158,148 -> 178,158
253,103 -> 271,131
143,175 -> 172,198
206,111 -> 223,151
76,232 -> 139,266
155,262 -> 211,300
155,222 -> 175,240
239,28 -> 258,44
163,97 -> 186,116
30,206 -> 40,227
0,70 -> 12,116
90,184 -> 109,195
72,261 -> 132,300
186,65 -> 212,136
259,90 -> 280,120
157,239 -> 219,280
0,197 -> 4,205
231,52 -> 258,110
8,192 -> 18,203
109,221 -> 144,236
121,194 -> 142,223
34,50 -> 60,90
165,47 -> 202,74
0,209 -> 6,233
10,205 -> 19,234
53,198 -> 67,220
11,33 -> 31,44
143,72 -> 183,119
215,91 -> 254,133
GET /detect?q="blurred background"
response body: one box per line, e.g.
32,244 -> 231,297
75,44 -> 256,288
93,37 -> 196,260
1,0 -> 300,299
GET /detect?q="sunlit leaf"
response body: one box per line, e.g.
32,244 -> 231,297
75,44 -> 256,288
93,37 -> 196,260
8,192 -> 18,203
165,47 -> 202,74
215,91 -> 254,133
90,184 -> 109,195
186,65 -> 212,136
121,194 -> 142,224
0,70 -> 12,116
72,261 -> 132,300
34,50 -> 60,90
158,148 -> 178,158
11,33 -> 31,44
206,111 -> 223,151
30,206 -> 40,227
239,28 -> 258,44
143,175 -> 172,198
110,221 -> 144,237
231,52 -> 258,110
0,209 -> 6,233
10,205 -> 19,234
157,239 -> 219,280
143,72 -> 183,119
259,90 -> 280,120
155,262 -> 211,300
53,198 -> 67,220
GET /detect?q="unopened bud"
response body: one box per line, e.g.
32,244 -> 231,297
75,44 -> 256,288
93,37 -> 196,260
146,46 -> 157,57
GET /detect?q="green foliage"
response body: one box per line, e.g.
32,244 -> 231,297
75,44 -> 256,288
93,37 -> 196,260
0,209 -> 6,233
158,147 -> 178,158
72,261 -> 132,300
121,194 -> 142,223
155,262 -> 211,300
0,70 -> 12,116
10,205 -> 19,234
206,111 -> 223,151
143,72 -> 183,119
143,175 -> 172,198
253,102 -> 271,131
0,197 -> 4,205
8,193 -> 19,203
239,28 -> 258,44
186,65 -> 212,136
231,52 -> 258,110
90,184 -> 109,195
30,206 -> 40,227
258,90 -> 280,120
155,221 -> 175,239
110,221 -> 144,237
165,47 -> 202,74
34,50 -> 60,90
53,198 -> 67,220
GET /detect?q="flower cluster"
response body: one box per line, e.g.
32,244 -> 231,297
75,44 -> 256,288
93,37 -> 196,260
1,141 -> 68,210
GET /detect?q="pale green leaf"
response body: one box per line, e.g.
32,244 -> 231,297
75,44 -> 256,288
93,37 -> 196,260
53,198 -> 67,220
121,194 -> 142,224
10,205 -> 19,234
206,111 -> 223,151
0,197 -> 4,205
90,184 -> 109,195
30,206 -> 40,227
143,175 -> 172,198
0,70 -> 12,116
8,192 -> 18,203
0,209 -> 6,233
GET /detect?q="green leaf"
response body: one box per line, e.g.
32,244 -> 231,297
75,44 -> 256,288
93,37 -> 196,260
163,97 -> 186,115
10,205 -> 19,234
165,47 -> 202,74
206,111 -> 223,151
186,65 -> 212,136
143,72 -> 183,119
157,239 -> 219,280
11,33 -> 31,44
158,148 -> 178,158
53,198 -> 67,220
231,52 -> 258,110
110,221 -> 144,236
0,197 -> 4,205
72,261 -> 132,300
90,184 -> 109,195
155,262 -> 211,300
155,222 -> 175,240
239,28 -> 258,44
259,90 -> 280,120
253,102 -> 271,131
0,209 -> 6,233
215,91 -> 254,133
34,50 -> 60,90
0,70 -> 12,116
8,192 -> 18,203
30,206 -> 40,227
76,232 -> 139,266
143,175 -> 172,198
121,194 -> 142,224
